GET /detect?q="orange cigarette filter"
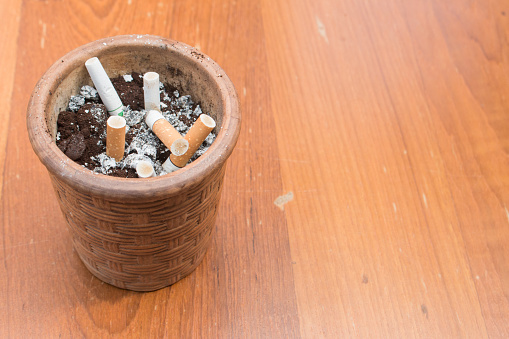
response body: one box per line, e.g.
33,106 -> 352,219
170,114 -> 216,168
145,110 -> 185,150
106,116 -> 126,161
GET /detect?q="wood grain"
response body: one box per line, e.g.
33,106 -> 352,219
1,0 -> 509,337
0,0 -> 23,202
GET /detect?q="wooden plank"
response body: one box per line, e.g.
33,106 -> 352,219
402,1 -> 509,335
261,0 -> 508,337
2,0 -> 509,337
1,0 -> 300,337
0,0 -> 23,202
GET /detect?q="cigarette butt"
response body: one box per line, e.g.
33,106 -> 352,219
171,138 -> 189,156
145,110 -> 187,153
85,57 -> 124,116
162,157 -> 181,173
169,114 -> 216,168
144,72 -> 161,111
161,139 -> 189,174
106,116 -> 126,161
136,160 -> 156,178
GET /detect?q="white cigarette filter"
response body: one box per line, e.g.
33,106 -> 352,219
85,57 -> 124,116
136,160 -> 156,178
162,157 -> 181,173
161,139 -> 189,174
106,115 -> 126,161
169,114 -> 216,168
145,110 -> 188,154
144,72 -> 160,111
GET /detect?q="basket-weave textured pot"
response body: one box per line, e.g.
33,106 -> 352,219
27,35 -> 241,291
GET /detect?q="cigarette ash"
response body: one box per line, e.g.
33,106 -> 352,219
55,74 -> 216,178
80,85 -> 98,100
68,95 -> 85,111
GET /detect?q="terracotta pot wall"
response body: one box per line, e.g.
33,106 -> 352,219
26,35 -> 241,291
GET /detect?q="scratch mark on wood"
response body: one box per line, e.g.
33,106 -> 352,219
274,191 -> 294,211
39,21 -> 46,49
250,197 -> 255,254
362,274 -> 368,284
421,304 -> 428,319
316,16 -> 329,44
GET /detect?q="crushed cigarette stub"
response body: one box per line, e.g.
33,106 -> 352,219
85,57 -> 125,116
162,157 -> 181,173
136,160 -> 156,178
145,110 -> 188,154
170,114 -> 216,168
161,139 -> 189,173
143,72 -> 161,111
170,138 -> 189,156
106,115 -> 126,161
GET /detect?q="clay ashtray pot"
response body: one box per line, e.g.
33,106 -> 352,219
27,35 -> 241,291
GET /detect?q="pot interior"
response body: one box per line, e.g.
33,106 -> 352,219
46,44 -> 224,141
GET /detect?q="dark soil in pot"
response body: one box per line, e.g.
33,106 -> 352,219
56,72 -> 215,178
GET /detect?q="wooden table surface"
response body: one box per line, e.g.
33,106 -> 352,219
2,0 -> 509,337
